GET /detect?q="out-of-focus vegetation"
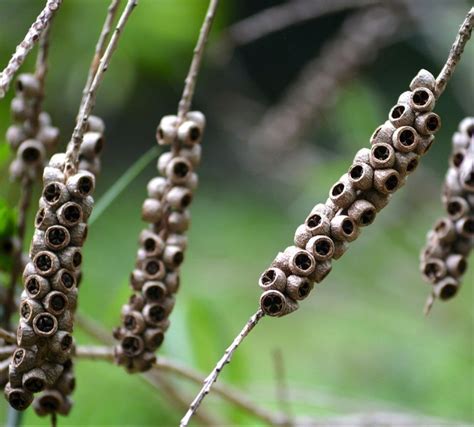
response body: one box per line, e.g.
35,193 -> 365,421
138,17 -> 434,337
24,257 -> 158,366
0,0 -> 473,425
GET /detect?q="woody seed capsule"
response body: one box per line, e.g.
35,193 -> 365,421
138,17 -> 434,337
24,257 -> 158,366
329,174 -> 356,209
389,103 -> 415,127
286,275 -> 313,301
414,112 -> 441,136
259,290 -> 298,317
392,126 -> 419,153
348,199 -> 376,227
305,235 -> 335,261
347,162 -> 373,190
258,268 -> 287,292
409,87 -> 435,112
370,143 -> 395,169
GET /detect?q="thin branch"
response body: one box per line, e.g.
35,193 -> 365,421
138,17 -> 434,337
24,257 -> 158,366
80,0 -> 122,112
35,19 -> 52,85
227,0 -> 380,46
177,0 -> 219,119
0,0 -> 62,99
180,309 -> 265,427
3,177 -> 33,330
63,0 -> 138,176
0,346 -> 16,360
435,7 -> 474,97
0,328 -> 16,344
246,6 -> 401,168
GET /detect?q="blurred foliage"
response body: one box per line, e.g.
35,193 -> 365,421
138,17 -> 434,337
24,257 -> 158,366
0,0 -> 473,426
0,198 -> 16,272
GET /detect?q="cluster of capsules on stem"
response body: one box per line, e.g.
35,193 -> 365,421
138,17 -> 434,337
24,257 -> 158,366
5,151 -> 96,414
6,74 -> 59,181
259,69 -> 442,316
420,117 -> 474,309
114,111 -> 205,372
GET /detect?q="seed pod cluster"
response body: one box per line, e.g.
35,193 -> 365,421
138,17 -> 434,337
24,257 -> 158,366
420,117 -> 473,307
259,69 -> 442,316
6,154 -> 95,412
6,73 -> 60,181
77,115 -> 105,176
114,111 -> 205,372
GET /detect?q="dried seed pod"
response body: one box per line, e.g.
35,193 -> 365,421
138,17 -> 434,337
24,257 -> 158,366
286,275 -> 313,301
459,156 -> 474,192
6,125 -> 27,150
79,195 -> 94,220
179,144 -> 202,166
330,215 -> 358,242
163,245 -> 184,269
142,281 -> 167,302
66,171 -> 95,198
141,198 -> 163,223
44,225 -> 71,251
8,366 -> 23,388
388,103 -> 415,127
79,132 -> 105,159
329,175 -> 356,209
30,230 -> 46,257
178,120 -> 202,145
409,87 -> 435,112
456,216 -> 474,238
258,268 -> 287,292
57,247 -> 82,271
305,208 -> 331,235
122,311 -> 146,335
166,186 -> 193,210
445,254 -> 468,278
51,269 -> 77,293
48,331 -> 74,356
392,126 -> 419,153
414,112 -> 441,136
421,258 -> 447,283
33,390 -> 64,415
433,276 -> 459,300
294,224 -> 312,248
353,147 -> 371,164
157,152 -> 172,175
409,69 -> 436,92
140,230 -> 165,257
143,299 -> 174,326
394,151 -> 419,176
43,291 -> 69,316
373,169 -> 400,194
166,234 -> 188,250
156,115 -> 178,145
445,197 -> 469,220
5,383 -> 33,411
164,271 -> 180,294
370,143 -> 395,169
12,348 -> 37,373
332,240 -> 349,260
68,223 -> 88,246
33,251 -> 61,277
42,182 -> 70,208
11,97 -> 33,121
16,73 -> 41,97
305,235 -> 335,261
309,260 -> 332,283
142,258 -> 166,281
260,290 -> 298,317
17,322 -> 37,347
147,177 -> 168,199
86,115 -> 105,133
348,199 -> 376,227
43,166 -> 65,185
56,202 -> 83,228
19,299 -> 43,323
347,162 -> 373,190
32,313 -> 58,337
284,246 -> 316,277
433,218 -> 456,244
166,157 -> 193,185
130,269 -> 146,291
370,121 -> 396,145
144,328 -> 165,350
48,153 -> 66,169
18,139 -> 46,166
168,210 -> 191,233
22,368 -> 47,393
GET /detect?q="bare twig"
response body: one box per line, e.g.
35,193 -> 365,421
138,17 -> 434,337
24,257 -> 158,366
35,20 -> 52,84
227,0 -> 380,47
0,328 -> 16,344
64,0 -> 138,176
247,6 -> 401,168
180,309 -> 266,427
0,346 -> 16,360
0,0 -> 62,98
177,0 -> 219,119
3,177 -> 33,330
80,0 -> 122,111
435,7 -> 474,97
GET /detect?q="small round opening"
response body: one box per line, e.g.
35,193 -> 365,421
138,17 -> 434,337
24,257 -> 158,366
150,331 -> 164,348
361,209 -> 376,225
374,145 -> 389,160
61,272 -> 75,288
424,262 -> 440,279
145,284 -> 165,301
413,89 -> 430,106
261,269 -> 276,285
294,253 -> 312,271
464,172 -> 474,187
181,194 -> 192,207
39,396 -> 60,412
144,238 -> 156,252
78,176 -> 93,195
9,392 -> 29,411
20,302 -> 31,319
173,252 -> 184,265
262,293 -> 284,315
399,129 -> 415,146
440,284 -> 457,300
173,161 -> 189,178
298,282 -> 310,298
46,226 -> 67,246
61,334 -> 73,350
22,147 -> 40,163
331,183 -> 344,196
427,115 -> 439,131
35,209 -> 45,226
35,254 -> 52,272
35,314 -> 55,333
124,315 -> 137,330
342,219 -> 354,235
50,294 -> 67,312
462,218 -> 474,235
407,158 -> 418,172
122,336 -> 142,356
149,305 -> 166,322
64,204 -> 81,223
350,165 -> 363,180
190,126 -> 201,141
43,183 -> 61,203
391,105 -> 405,119
26,277 -> 40,295
447,201 -> 461,215
315,239 -> 331,256
306,214 -> 321,228
13,349 -> 24,365
452,152 -> 464,167
385,175 -> 399,191
24,378 -> 45,393
145,260 -> 161,275
73,251 -> 82,267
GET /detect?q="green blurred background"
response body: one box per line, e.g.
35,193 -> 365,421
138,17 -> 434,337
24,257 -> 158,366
0,0 -> 473,425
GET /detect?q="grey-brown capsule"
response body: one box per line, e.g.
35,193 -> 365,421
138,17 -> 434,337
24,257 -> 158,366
260,290 -> 298,317
392,126 -> 419,153
286,275 -> 313,301
259,268 -> 286,292
389,103 -> 415,127
284,246 -> 316,277
329,175 -> 356,209
370,143 -> 396,169
373,169 -> 400,194
409,87 -> 435,112
414,112 -> 441,136
66,171 -> 95,198
330,215 -> 358,242
409,69 -> 436,92
305,235 -> 335,261
348,199 -> 376,227
347,162 -> 373,190
141,199 -> 162,224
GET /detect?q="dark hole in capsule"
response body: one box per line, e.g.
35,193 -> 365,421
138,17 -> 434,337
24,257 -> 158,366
466,126 -> 474,137
374,145 -> 389,160
122,336 -> 141,355
144,238 -> 156,252
447,201 -> 461,215
150,305 -> 166,322
295,253 -> 312,270
124,315 -> 137,330
78,177 -> 93,195
64,204 -> 81,223
342,219 -> 354,235
463,219 -> 474,234
173,252 -> 184,266
36,314 -> 55,332
158,128 -> 164,139
407,159 -> 418,172
385,175 -> 398,191
63,359 -> 73,370
361,209 -> 376,225
190,126 -> 201,141
51,294 -> 66,311
424,262 -> 440,279
73,252 -> 82,267
452,152 -> 464,167
465,172 -> 474,187
36,254 -> 52,272
307,214 -> 321,228
13,349 -> 24,364
181,194 -> 192,207
43,183 -> 61,203
173,162 -> 189,178
47,227 -> 67,246
16,80 -> 24,92
61,334 -> 73,350
332,183 -> 344,196
413,89 -> 430,105
427,115 -> 439,131
399,129 -> 415,146
40,396 -> 60,412
146,285 -> 165,301
391,105 -> 405,119
95,137 -> 104,154
263,294 -> 284,314
9,392 -> 29,411
315,239 -> 331,255
22,147 -> 40,163
61,272 -> 74,288
145,261 -> 161,275
440,284 -> 457,300
20,302 -> 31,319
350,165 -> 363,179
35,209 -> 45,226
25,378 -> 44,393
151,331 -> 164,347
26,278 -> 40,295
298,282 -> 310,298
262,269 -> 276,285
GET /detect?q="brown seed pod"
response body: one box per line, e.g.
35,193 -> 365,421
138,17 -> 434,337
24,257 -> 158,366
309,260 -> 332,283
416,135 -> 435,156
421,258 -> 447,283
142,281 -> 167,302
57,247 -> 82,271
332,239 -> 349,260
445,254 -> 468,278
409,87 -> 435,112
370,121 -> 396,146
284,246 -> 316,277
18,139 -> 46,166
122,311 -> 146,335
305,208 -> 331,236
164,271 -> 180,294
68,223 -> 88,246
79,132 -> 105,159
141,198 -> 163,224
445,197 -> 470,220
11,97 -> 33,121
259,290 -> 298,317
43,291 -> 69,316
433,218 -> 456,244
33,251 -> 61,277
394,151 -> 419,176
43,167 -> 65,185
19,299 -> 43,323
178,120 -> 202,145
156,115 -> 178,145
12,348 -> 37,373
143,328 -> 165,350
329,175 -> 356,209
22,368 -> 47,393
16,73 -> 41,98
142,258 -> 166,281
459,156 -> 474,192
51,269 -> 77,293
168,210 -> 191,233
42,182 -> 70,208
370,143 -> 396,169
66,171 -> 95,198
286,275 -> 313,301
48,331 -> 74,356
140,230 -> 165,257
409,69 -> 436,92
455,216 -> 474,238
388,103 -> 415,127
130,269 -> 146,291
33,390 -> 64,415
330,215 -> 358,242
79,195 -> 94,221
142,299 -> 175,326
373,169 -> 400,194
305,235 -> 335,261
166,157 -> 193,185
392,126 -> 419,153
166,186 -> 193,210
179,144 -> 202,167
17,322 -> 37,347
353,147 -> 371,164
32,313 -> 58,337
258,268 -> 287,292
414,112 -> 442,136
5,383 -> 33,411
44,225 -> 71,251
294,224 -> 312,248
162,245 -> 184,269
147,176 -> 168,199
56,202 -> 83,227
37,126 -> 60,151
348,199 -> 376,227
433,276 -> 459,300
6,125 -> 27,150
347,162 -> 373,190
